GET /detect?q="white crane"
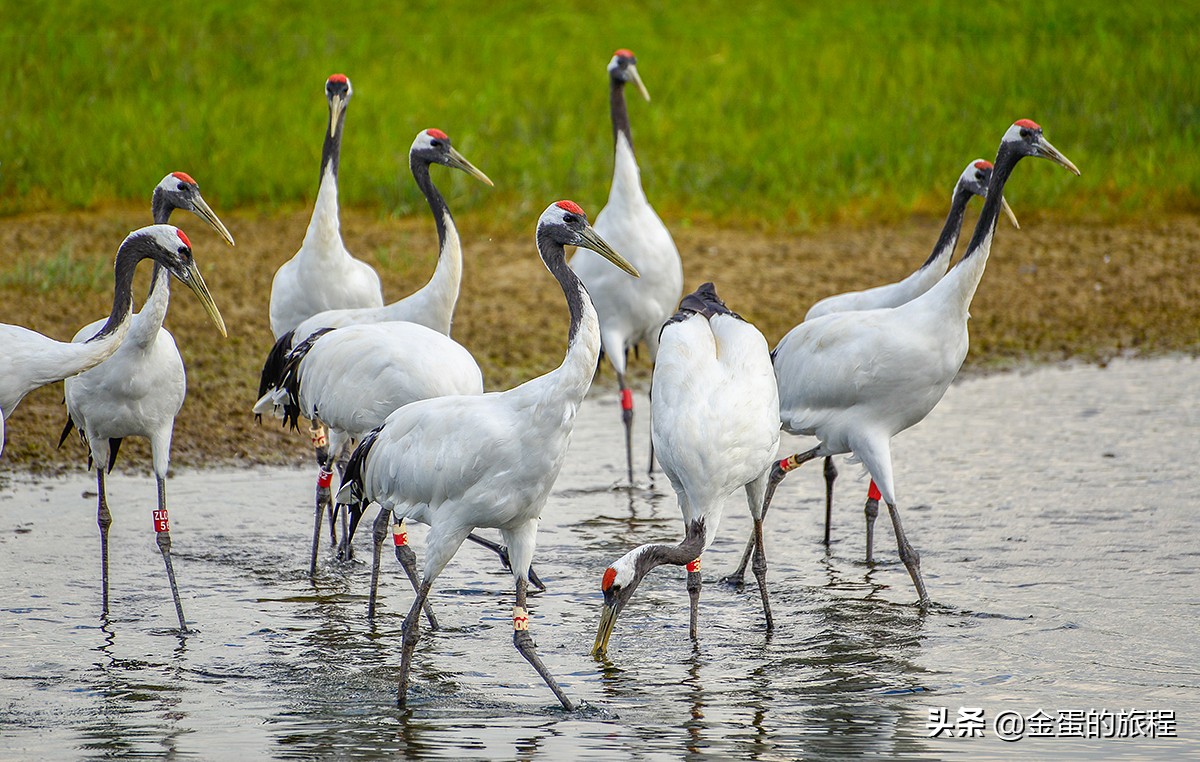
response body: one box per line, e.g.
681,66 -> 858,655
745,120 -> 1078,606
723,160 -> 1018,585
257,129 -> 491,530
336,200 -> 638,709
592,282 -> 780,661
570,49 -> 683,484
268,74 -> 383,339
59,175 -> 234,630
264,73 -> 383,546
1,225 -> 225,459
256,321 -> 482,588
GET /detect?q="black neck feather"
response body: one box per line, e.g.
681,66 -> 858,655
610,78 -> 634,154
635,520 -> 707,580
320,106 -> 346,182
920,184 -> 974,269
146,193 -> 174,299
538,229 -> 588,346
958,143 -> 1021,264
90,237 -> 154,341
411,156 -> 450,251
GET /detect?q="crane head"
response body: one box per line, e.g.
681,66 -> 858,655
539,201 -> 639,277
153,172 -> 236,245
325,74 -> 353,137
592,552 -> 646,660
957,160 -> 1018,229
1001,119 -> 1080,176
608,49 -> 651,102
411,129 -> 494,186
125,225 -> 227,337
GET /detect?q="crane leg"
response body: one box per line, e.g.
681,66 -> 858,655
646,376 -> 656,477
153,476 -> 189,633
368,508 -> 387,619
397,577 -> 433,708
310,421 -> 337,548
618,372 -> 634,486
752,516 -> 774,630
720,448 -> 819,586
823,457 -> 837,547
308,493 -> 323,578
96,469 -> 112,617
337,454 -> 352,561
864,481 -> 881,564
686,557 -> 702,642
512,577 -> 575,710
390,518 -> 439,629
464,533 -> 546,592
885,501 -> 929,607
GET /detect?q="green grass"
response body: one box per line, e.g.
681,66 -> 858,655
1,1 -> 1197,228
0,242 -> 107,292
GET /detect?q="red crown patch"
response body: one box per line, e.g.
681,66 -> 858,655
426,128 -> 448,140
171,171 -> 196,184
556,200 -> 585,216
973,160 -> 993,170
601,567 -> 617,592
176,229 -> 191,248
1015,118 -> 1040,130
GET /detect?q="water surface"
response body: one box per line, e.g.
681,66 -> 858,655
2,357 -> 1197,759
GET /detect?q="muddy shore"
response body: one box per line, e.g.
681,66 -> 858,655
2,206 -> 1196,471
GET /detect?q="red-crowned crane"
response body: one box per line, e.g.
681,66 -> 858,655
745,121 -> 1078,606
570,49 -> 682,485
59,175 -> 234,630
337,201 -> 639,710
592,283 -> 780,661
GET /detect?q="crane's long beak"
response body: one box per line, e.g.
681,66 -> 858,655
1000,196 -> 1020,229
627,64 -> 651,102
1036,136 -> 1081,176
446,146 -> 494,187
329,94 -> 347,138
592,602 -> 621,660
191,194 -> 236,246
180,262 -> 227,337
578,225 -> 639,278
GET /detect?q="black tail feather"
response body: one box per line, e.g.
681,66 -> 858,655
107,438 -> 123,473
277,328 -> 335,431
256,330 -> 296,424
341,425 -> 382,541
57,417 -> 75,449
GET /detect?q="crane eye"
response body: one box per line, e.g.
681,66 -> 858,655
177,182 -> 188,191
1019,127 -> 1031,139
975,171 -> 984,180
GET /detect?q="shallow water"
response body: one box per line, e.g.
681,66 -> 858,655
2,356 -> 1197,760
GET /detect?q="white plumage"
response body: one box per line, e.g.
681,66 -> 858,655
758,121 -> 1080,606
570,49 -> 683,483
268,74 -> 382,339
337,200 -> 639,710
592,283 -> 780,659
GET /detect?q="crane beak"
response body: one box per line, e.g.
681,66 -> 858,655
1000,196 -> 1020,229
578,225 -> 639,278
592,601 -> 621,660
1035,136 -> 1081,176
190,194 -> 236,246
627,64 -> 651,102
180,262 -> 228,337
446,146 -> 494,187
329,94 -> 348,138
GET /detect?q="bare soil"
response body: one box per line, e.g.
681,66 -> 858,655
2,205 -> 1197,472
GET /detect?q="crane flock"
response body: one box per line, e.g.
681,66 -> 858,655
0,51 -> 1083,710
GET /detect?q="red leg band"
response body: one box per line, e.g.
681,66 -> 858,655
868,481 -> 882,501
392,521 -> 408,547
317,469 -> 333,488
153,509 -> 170,533
686,558 -> 701,573
620,388 -> 633,411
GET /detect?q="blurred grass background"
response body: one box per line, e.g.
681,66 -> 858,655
1,1 -> 1196,229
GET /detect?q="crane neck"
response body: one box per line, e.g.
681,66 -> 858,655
628,520 -> 708,583
144,198 -> 176,302
411,156 -> 451,253
537,230 -> 601,393
89,236 -> 149,342
609,78 -> 634,155
932,144 -> 1023,315
320,102 -> 347,183
919,183 -> 975,270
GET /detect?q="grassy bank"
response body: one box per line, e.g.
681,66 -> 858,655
1,2 -> 1197,227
